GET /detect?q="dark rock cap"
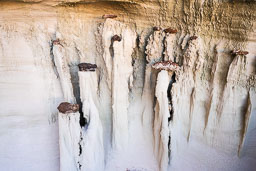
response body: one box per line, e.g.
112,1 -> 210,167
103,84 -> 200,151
57,102 -> 79,114
78,63 -> 97,72
164,28 -> 177,34
52,39 -> 61,45
153,26 -> 161,31
190,36 -> 198,40
231,50 -> 249,56
111,35 -> 122,42
102,14 -> 117,19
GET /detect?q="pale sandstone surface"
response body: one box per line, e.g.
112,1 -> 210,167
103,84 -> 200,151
0,0 -> 255,171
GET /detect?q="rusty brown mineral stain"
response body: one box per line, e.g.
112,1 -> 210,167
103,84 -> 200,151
111,35 -> 122,42
78,63 -> 97,72
102,14 -> 117,19
164,28 -> 177,34
231,50 -> 249,56
57,102 -> 79,114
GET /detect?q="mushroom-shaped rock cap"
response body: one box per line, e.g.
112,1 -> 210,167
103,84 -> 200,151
189,36 -> 198,41
111,35 -> 122,42
153,26 -> 161,31
52,39 -> 61,45
57,102 -> 79,114
231,50 -> 249,56
78,63 -> 97,72
164,28 -> 177,34
152,61 -> 180,71
102,14 -> 117,19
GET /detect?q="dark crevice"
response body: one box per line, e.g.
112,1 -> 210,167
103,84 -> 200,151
79,104 -> 87,127
141,33 -> 151,92
79,135 -> 83,156
167,72 -> 176,162
50,41 -> 59,78
69,64 -> 87,127
161,35 -> 167,62
79,143 -> 82,155
238,92 -> 251,156
78,132 -> 83,170
69,65 -> 80,104
129,49 -> 137,94
109,40 -> 114,58
73,47 -> 88,128
132,58 -> 135,67
167,73 -> 176,122
179,36 -> 190,66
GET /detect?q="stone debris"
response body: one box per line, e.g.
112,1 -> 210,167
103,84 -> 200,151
57,102 -> 79,114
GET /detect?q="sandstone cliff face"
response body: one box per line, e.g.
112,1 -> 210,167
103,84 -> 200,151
0,0 -> 255,171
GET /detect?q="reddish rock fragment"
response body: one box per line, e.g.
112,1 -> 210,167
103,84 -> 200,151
231,50 -> 249,56
164,28 -> 177,34
152,61 -> 180,71
102,14 -> 117,19
57,102 -> 79,114
78,63 -> 97,72
111,35 -> 122,42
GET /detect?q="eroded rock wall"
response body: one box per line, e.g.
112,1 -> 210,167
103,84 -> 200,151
0,0 -> 255,171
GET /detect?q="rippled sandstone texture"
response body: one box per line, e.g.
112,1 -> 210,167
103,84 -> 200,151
0,0 -> 255,171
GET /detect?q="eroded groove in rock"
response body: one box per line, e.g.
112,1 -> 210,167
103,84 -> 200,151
145,30 -> 165,64
167,73 -> 176,122
238,92 -> 251,156
173,35 -> 202,143
52,35 -> 76,103
187,87 -> 195,142
163,29 -> 177,62
142,29 -> 165,127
